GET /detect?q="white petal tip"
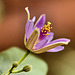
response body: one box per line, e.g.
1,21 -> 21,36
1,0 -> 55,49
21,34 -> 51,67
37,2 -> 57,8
32,16 -> 36,22
65,39 -> 71,45
25,7 -> 28,10
25,7 -> 30,21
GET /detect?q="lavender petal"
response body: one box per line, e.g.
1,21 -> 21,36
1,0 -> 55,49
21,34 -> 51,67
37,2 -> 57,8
33,38 -> 70,54
35,14 -> 45,28
45,38 -> 70,46
25,20 -> 34,39
35,32 -> 54,50
47,46 -> 64,52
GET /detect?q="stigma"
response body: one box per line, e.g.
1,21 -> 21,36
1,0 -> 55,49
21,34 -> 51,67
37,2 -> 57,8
41,22 -> 52,35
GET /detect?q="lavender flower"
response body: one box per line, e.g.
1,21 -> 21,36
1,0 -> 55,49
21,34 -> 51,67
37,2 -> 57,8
24,7 -> 70,54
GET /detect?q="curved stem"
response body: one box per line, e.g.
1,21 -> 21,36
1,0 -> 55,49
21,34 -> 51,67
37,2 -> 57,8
12,69 -> 23,73
6,50 -> 30,75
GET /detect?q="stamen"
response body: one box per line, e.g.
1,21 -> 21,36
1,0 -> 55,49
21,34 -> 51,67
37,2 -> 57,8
41,22 -> 52,35
51,27 -> 52,29
47,22 -> 51,25
44,31 -> 46,32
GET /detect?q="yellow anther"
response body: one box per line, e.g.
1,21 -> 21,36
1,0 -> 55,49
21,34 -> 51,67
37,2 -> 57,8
42,30 -> 43,32
47,22 -> 51,25
41,22 -> 52,35
42,29 -> 44,30
49,30 -> 50,32
44,31 -> 46,32
48,27 -> 50,29
44,24 -> 46,26
43,34 -> 45,35
48,25 -> 50,26
51,27 -> 52,29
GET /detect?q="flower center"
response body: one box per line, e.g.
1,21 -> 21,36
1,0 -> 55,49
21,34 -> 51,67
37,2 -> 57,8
41,22 -> 52,35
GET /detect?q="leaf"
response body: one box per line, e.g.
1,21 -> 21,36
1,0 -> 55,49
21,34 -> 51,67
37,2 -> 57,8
0,47 -> 48,75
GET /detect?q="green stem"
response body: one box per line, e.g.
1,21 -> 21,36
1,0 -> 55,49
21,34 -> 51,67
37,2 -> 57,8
1,70 -> 9,75
6,67 -> 14,75
18,50 -> 30,64
12,69 -> 23,73
6,50 -> 30,75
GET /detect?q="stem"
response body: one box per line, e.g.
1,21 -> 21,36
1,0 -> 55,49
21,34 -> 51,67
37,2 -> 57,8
12,69 -> 23,73
18,50 -> 30,64
1,70 -> 9,75
6,50 -> 30,75
6,67 -> 14,75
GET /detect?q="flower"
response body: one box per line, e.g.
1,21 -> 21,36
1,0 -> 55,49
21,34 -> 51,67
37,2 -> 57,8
24,7 -> 70,54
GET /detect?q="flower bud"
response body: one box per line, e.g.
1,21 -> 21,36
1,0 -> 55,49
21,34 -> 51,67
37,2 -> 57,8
23,65 -> 32,72
12,61 -> 18,67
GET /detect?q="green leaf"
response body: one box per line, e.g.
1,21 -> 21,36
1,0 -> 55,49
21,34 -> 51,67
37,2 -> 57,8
0,47 -> 48,75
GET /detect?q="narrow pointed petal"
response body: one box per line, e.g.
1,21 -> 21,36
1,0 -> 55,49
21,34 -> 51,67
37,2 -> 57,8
35,32 -> 54,49
47,46 -> 64,52
32,16 -> 36,22
35,14 -> 45,28
25,7 -> 30,21
26,28 -> 40,50
33,38 -> 70,54
25,20 -> 34,39
47,38 -> 70,45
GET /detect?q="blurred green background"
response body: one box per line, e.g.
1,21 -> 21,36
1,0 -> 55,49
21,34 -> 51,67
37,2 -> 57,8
0,0 -> 75,75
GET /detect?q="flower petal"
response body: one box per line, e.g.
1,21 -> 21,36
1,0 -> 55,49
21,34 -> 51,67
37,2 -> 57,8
46,32 -> 54,44
33,38 -> 70,54
34,38 -> 48,50
25,20 -> 34,39
26,28 -> 40,50
35,14 -> 45,28
47,46 -> 64,52
32,16 -> 36,22
25,7 -> 30,21
35,32 -> 54,50
47,38 -> 70,45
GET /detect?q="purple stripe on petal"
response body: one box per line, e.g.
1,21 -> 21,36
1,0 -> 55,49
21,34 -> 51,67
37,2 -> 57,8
39,32 -> 54,41
39,30 -> 46,40
25,20 -> 34,39
47,46 -> 64,52
35,14 -> 45,28
35,32 -> 54,50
